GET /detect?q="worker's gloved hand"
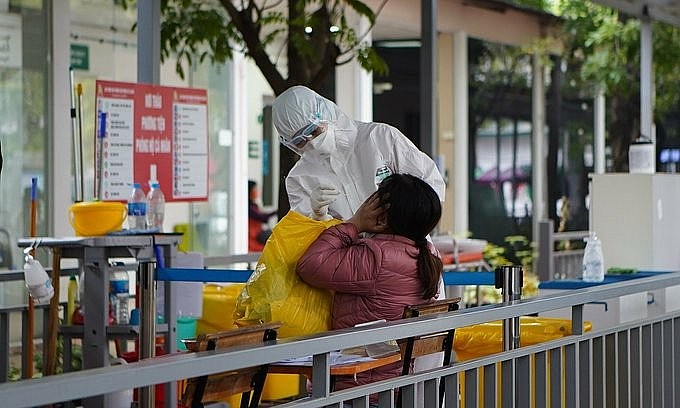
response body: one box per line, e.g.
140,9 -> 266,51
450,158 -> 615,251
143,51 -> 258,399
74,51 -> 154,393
310,185 -> 340,221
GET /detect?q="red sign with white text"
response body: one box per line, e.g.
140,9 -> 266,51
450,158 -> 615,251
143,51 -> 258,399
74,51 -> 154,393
95,80 -> 208,202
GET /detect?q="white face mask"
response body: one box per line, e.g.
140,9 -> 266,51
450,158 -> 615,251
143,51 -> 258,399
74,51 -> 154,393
309,123 -> 336,155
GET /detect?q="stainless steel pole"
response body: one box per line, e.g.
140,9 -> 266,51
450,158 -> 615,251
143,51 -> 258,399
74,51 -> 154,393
139,261 -> 156,408
495,265 -> 523,350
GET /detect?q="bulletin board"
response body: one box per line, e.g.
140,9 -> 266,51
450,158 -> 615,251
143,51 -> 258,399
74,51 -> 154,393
94,79 -> 209,202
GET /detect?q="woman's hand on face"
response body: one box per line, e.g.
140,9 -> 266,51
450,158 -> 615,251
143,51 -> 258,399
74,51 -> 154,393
348,193 -> 388,233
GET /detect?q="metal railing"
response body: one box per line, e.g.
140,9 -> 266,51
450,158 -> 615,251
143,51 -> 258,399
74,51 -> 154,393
0,254 -> 255,384
0,268 -> 76,382
537,220 -> 590,282
0,271 -> 678,407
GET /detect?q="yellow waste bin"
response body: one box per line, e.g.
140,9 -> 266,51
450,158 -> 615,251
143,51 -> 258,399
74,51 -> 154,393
454,316 -> 592,361
197,283 -> 302,403
196,284 -> 243,334
455,316 -> 592,406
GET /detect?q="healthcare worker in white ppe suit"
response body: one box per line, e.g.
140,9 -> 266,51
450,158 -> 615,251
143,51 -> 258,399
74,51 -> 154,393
272,85 -> 445,221
272,85 -> 447,378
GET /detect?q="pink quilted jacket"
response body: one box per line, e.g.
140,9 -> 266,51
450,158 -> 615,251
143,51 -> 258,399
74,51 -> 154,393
296,222 -> 440,391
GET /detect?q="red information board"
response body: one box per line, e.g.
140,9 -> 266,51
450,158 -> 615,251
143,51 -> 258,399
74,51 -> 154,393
95,79 -> 208,202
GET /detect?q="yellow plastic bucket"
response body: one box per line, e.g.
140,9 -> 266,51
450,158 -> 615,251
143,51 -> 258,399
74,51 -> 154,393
197,284 -> 302,403
68,201 -> 127,236
196,284 -> 245,335
261,374 -> 302,401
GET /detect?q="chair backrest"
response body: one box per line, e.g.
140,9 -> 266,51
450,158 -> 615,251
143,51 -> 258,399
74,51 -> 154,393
397,297 -> 461,367
181,322 -> 281,408
396,297 -> 461,408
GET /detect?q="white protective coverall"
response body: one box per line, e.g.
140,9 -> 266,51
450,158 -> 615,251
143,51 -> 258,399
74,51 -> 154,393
273,86 -> 448,384
272,85 -> 445,220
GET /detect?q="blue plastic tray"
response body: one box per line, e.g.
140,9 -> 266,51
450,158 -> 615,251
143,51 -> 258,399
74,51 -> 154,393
538,271 -> 673,290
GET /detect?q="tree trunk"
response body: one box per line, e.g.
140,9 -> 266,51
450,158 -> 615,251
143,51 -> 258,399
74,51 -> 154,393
277,148 -> 297,219
609,93 -> 640,172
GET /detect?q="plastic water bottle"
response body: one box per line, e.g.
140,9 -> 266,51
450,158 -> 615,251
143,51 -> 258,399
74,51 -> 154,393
146,182 -> 165,231
582,233 -> 604,282
23,250 -> 54,305
127,183 -> 147,230
109,271 -> 130,325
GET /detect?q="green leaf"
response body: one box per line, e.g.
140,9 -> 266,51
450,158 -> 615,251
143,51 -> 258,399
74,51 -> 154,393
344,0 -> 377,24
356,45 -> 389,76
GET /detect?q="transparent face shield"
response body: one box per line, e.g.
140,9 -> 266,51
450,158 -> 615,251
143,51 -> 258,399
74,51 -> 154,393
286,121 -> 321,149
280,97 -> 327,152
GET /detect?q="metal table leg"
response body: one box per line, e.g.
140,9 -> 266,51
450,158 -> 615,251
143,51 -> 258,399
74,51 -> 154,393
82,248 -> 109,408
139,261 -> 156,408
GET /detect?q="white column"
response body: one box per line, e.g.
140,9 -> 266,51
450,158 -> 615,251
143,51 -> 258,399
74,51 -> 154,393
335,14 -> 372,120
531,53 -> 546,240
452,30 -> 468,234
594,90 -> 606,174
640,16 -> 654,147
437,34 -> 453,232
49,1 -> 72,236
230,53 -> 249,254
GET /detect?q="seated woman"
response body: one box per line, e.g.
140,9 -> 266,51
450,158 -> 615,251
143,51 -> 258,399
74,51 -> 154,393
248,180 -> 277,252
296,173 -> 443,393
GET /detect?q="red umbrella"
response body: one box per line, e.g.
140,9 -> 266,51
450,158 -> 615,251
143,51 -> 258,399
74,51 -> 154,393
476,165 -> 531,184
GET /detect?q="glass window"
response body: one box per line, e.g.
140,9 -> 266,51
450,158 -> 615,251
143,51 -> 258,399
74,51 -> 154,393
185,64 -> 234,256
68,1 -> 235,255
1,0 -> 247,280
0,4 -> 48,273
0,3 -> 48,306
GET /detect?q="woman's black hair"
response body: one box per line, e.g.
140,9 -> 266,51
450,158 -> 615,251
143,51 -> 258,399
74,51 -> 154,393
376,174 -> 443,299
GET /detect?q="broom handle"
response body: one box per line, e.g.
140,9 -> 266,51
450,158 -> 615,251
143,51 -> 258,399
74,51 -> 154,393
24,178 -> 37,379
69,67 -> 82,202
76,84 -> 84,201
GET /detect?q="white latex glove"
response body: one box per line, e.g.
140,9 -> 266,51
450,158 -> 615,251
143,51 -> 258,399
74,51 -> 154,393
310,185 -> 340,221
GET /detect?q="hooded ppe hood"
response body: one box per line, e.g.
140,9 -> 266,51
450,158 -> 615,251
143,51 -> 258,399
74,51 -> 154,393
272,85 -> 357,157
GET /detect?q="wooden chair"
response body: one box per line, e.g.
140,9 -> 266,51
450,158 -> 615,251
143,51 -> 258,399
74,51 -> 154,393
397,297 -> 462,407
269,298 -> 460,405
180,322 -> 281,408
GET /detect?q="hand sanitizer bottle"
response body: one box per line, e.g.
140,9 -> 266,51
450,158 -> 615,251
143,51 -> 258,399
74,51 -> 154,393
582,233 -> 605,282
23,249 -> 54,304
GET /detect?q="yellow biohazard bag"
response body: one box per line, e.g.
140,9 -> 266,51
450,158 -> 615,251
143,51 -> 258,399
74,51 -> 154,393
453,316 -> 593,361
234,211 -> 341,338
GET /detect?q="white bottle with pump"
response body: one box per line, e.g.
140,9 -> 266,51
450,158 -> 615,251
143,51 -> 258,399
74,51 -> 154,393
582,233 -> 605,282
